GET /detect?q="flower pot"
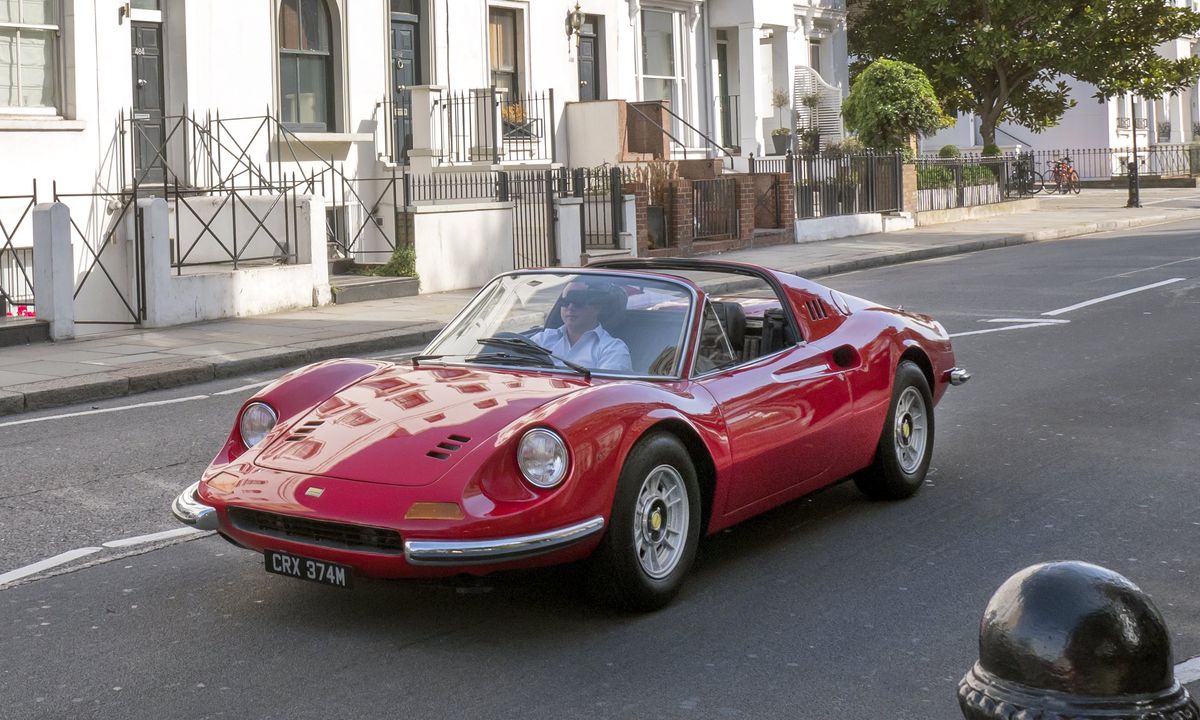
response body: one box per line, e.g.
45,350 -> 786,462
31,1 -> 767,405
771,133 -> 792,155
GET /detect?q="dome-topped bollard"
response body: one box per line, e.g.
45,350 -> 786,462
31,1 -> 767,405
958,561 -> 1198,720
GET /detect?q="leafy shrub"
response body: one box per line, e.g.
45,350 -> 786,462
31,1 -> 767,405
375,244 -> 417,278
938,144 -> 961,158
962,164 -> 998,186
824,136 -> 867,158
842,59 -> 952,151
917,165 -> 955,189
981,143 -> 1003,157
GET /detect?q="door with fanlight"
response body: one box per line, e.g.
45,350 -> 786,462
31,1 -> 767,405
390,1 -> 420,163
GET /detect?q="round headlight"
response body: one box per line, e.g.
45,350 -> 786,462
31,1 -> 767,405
239,402 -> 278,448
517,429 -> 569,488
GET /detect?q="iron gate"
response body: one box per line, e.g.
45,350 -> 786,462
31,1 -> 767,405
507,169 -> 557,269
54,187 -> 146,326
693,178 -> 738,241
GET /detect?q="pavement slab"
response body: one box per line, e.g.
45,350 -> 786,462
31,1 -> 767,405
1,188 -> 1197,416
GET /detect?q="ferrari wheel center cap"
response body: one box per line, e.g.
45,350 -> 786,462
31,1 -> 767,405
645,500 -> 667,540
901,415 -> 913,443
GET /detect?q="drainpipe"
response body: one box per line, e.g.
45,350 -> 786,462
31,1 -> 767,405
700,3 -> 715,162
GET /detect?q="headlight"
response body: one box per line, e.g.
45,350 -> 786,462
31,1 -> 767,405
517,429 -> 569,488
239,402 -> 278,448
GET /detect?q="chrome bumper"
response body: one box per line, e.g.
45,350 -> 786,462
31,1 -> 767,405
404,515 -> 606,566
171,481 -> 219,531
948,367 -> 972,386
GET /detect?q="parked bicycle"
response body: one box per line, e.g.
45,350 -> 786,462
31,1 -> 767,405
1013,154 -> 1044,196
1048,156 -> 1081,194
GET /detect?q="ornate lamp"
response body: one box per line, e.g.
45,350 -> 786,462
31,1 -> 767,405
568,2 -> 585,46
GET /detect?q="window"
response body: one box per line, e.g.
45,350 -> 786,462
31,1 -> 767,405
809,37 -> 823,77
0,0 -> 61,112
641,9 -> 678,106
488,7 -> 520,97
279,0 -> 334,131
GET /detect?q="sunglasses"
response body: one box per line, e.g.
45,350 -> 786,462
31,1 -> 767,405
560,291 -> 600,308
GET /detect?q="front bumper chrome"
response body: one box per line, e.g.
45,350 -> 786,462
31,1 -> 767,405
171,481 -> 219,531
948,367 -> 972,386
404,515 -> 606,566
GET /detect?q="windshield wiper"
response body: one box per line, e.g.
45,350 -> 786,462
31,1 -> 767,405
476,336 -> 592,379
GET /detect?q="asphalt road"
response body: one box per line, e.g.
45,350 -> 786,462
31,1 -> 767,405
2,219 -> 1198,719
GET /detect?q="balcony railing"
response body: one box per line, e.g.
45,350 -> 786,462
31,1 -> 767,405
1116,117 -> 1131,130
433,87 -> 555,165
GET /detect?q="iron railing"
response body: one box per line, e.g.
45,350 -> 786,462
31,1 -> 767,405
571,167 -> 625,250
767,151 -> 903,219
376,93 -> 414,165
626,101 -> 735,169
433,88 -> 556,165
914,157 -> 1012,211
0,183 -> 37,315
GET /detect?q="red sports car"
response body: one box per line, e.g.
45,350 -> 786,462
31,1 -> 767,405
172,259 -> 969,610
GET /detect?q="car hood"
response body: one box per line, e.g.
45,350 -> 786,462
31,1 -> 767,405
253,364 -> 590,486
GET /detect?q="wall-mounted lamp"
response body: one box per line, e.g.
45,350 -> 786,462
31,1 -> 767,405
568,2 -> 585,46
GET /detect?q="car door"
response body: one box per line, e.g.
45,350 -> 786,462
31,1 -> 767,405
696,311 -> 854,513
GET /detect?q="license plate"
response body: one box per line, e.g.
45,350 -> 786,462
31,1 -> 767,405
264,550 -> 352,589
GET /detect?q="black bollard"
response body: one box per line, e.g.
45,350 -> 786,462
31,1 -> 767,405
958,561 -> 1198,720
1127,160 -> 1141,208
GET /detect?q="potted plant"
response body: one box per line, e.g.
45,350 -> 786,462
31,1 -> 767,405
770,127 -> 793,155
501,102 -> 532,138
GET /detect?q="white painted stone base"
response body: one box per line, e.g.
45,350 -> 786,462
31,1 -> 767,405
795,213 -> 885,244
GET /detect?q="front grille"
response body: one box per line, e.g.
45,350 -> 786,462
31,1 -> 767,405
228,507 -> 404,555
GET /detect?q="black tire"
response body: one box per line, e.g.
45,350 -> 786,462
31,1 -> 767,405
587,433 -> 701,611
1068,170 -> 1081,194
1029,170 -> 1044,195
854,361 -> 935,500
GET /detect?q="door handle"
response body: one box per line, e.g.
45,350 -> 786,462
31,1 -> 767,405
580,80 -> 589,86
137,79 -> 148,87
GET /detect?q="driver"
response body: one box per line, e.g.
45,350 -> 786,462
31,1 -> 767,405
529,280 -> 632,371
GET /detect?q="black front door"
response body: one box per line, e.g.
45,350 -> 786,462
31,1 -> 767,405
131,22 -> 165,185
716,41 -> 732,148
577,17 -> 600,101
390,14 -> 419,162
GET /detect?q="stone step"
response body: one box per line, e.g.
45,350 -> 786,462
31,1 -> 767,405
0,317 -> 50,347
329,274 -> 419,304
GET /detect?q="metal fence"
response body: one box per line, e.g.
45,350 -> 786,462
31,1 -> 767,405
434,88 -> 555,165
920,145 -> 1198,182
780,152 -> 904,219
1,184 -> 38,315
571,167 -> 624,250
914,157 -> 1014,211
692,178 -> 738,240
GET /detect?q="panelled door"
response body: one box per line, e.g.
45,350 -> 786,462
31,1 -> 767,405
577,17 -> 600,101
390,13 -> 419,162
131,22 -> 165,185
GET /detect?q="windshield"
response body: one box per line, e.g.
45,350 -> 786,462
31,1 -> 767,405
423,272 -> 694,378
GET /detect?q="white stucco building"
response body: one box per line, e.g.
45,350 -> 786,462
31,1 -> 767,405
0,0 -> 847,331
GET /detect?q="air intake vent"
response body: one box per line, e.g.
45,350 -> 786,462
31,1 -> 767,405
285,420 -> 325,441
427,434 -> 471,460
228,508 -> 403,554
805,299 -> 829,321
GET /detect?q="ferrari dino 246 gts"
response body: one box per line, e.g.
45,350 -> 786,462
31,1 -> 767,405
173,259 -> 969,610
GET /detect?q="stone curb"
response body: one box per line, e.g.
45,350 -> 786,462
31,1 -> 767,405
0,210 -> 1194,418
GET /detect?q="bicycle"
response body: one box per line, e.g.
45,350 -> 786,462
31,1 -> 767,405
1013,154 -> 1044,196
1048,156 -> 1081,194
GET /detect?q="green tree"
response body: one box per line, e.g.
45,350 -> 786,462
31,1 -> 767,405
841,59 -> 953,151
850,0 -> 1200,147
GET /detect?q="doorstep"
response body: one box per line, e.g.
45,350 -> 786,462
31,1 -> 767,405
329,275 -> 420,304
0,317 -> 50,348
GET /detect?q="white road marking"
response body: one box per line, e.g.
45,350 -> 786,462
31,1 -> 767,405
983,318 -> 1071,324
0,395 -> 210,429
1177,656 -> 1200,684
0,547 -> 102,586
213,380 -> 271,396
1112,256 -> 1200,278
101,527 -> 203,548
951,322 -> 1067,338
1042,278 -> 1187,317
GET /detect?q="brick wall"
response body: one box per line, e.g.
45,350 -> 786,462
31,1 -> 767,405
776,173 -> 795,229
734,175 -> 755,242
901,163 -> 918,212
622,182 -> 650,253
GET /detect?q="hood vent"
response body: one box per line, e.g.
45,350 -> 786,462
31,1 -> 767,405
805,299 -> 829,321
427,434 -> 471,460
285,419 -> 325,442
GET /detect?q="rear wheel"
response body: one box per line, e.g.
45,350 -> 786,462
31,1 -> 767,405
854,361 -> 934,500
1068,169 -> 1081,194
587,433 -> 701,611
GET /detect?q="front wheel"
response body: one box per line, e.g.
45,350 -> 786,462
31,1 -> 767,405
587,433 -> 701,611
1028,170 -> 1045,195
854,361 -> 935,500
1068,170 -> 1081,194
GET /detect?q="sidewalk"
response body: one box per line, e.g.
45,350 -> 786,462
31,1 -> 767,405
1,188 -> 1196,416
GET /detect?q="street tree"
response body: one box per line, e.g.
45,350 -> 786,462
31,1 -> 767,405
849,0 -> 1200,147
841,59 -> 953,152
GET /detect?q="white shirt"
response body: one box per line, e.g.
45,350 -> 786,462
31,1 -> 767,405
528,324 -> 632,372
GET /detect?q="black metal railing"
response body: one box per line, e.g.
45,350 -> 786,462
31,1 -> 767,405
626,102 -> 734,170
571,167 -> 624,250
434,87 -> 556,165
0,183 -> 37,315
914,157 -> 1012,211
769,151 -> 903,219
692,178 -> 738,240
376,92 -> 414,165
936,145 -> 1200,182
